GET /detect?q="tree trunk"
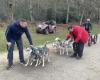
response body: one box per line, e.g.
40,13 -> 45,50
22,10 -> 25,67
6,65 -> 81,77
29,0 -> 33,22
54,0 -> 57,21
80,9 -> 85,25
37,0 -> 40,20
8,0 -> 15,22
66,0 -> 70,23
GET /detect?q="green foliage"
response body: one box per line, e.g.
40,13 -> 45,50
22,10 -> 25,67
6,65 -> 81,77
0,0 -> 100,23
0,27 -> 7,51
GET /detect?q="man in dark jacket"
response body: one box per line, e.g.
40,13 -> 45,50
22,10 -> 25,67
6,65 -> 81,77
66,25 -> 88,59
83,18 -> 92,33
5,19 -> 33,69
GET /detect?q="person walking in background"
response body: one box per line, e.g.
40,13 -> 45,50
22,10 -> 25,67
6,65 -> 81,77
66,25 -> 88,59
5,19 -> 33,70
83,18 -> 92,33
82,18 -> 93,46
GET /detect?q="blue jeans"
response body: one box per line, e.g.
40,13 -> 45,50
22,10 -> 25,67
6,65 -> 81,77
7,39 -> 25,65
73,42 -> 84,57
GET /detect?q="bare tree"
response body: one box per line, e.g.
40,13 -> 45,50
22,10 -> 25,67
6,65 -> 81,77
29,0 -> 33,22
0,0 -> 100,23
66,0 -> 70,23
7,0 -> 15,22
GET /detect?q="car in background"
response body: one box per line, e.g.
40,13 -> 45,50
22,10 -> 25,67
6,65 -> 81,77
36,20 -> 56,34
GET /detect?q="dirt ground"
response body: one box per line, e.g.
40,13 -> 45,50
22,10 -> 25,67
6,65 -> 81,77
0,35 -> 100,80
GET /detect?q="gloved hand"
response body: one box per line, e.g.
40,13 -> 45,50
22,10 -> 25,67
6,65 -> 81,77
7,42 -> 12,47
29,45 -> 34,48
73,42 -> 78,46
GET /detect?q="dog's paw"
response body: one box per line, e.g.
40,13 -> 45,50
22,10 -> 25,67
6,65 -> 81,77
66,53 -> 69,56
59,52 -> 62,55
30,63 -> 33,66
25,64 -> 28,67
42,64 -> 45,67
35,63 -> 38,67
47,59 -> 50,63
35,65 -> 38,67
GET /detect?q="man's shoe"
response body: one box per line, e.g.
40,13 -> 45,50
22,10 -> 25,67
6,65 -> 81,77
76,56 -> 82,60
6,64 -> 13,70
70,55 -> 77,58
19,61 -> 26,65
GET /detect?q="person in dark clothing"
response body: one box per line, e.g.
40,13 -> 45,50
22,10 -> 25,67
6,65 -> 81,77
5,19 -> 33,70
82,19 -> 92,33
66,25 -> 88,59
82,19 -> 92,46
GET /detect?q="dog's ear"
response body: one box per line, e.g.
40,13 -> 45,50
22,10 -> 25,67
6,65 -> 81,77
26,47 -> 30,51
44,41 -> 50,45
55,37 -> 60,41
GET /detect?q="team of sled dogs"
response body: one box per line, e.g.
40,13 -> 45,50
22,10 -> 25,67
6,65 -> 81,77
25,33 -> 98,67
25,38 -> 73,67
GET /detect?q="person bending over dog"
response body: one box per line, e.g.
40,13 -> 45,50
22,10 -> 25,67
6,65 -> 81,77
66,25 -> 88,59
5,19 -> 33,70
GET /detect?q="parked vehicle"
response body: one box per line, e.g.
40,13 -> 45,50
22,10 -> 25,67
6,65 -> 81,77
36,20 -> 56,34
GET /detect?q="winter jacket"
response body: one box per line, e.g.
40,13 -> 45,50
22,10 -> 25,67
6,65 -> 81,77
66,25 -> 89,43
5,20 -> 33,45
83,22 -> 92,33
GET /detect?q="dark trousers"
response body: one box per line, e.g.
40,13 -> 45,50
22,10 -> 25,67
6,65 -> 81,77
73,42 -> 84,58
7,39 -> 24,65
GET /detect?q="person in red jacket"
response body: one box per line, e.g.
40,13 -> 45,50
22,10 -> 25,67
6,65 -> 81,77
66,25 -> 88,59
